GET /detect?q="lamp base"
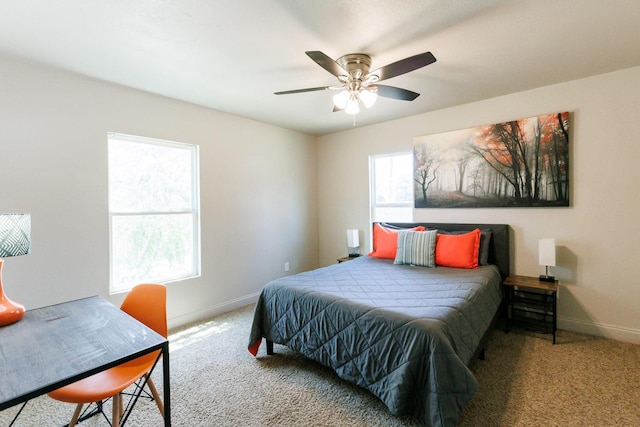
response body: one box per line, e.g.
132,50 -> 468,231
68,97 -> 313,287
0,295 -> 25,326
0,259 -> 25,327
539,274 -> 556,283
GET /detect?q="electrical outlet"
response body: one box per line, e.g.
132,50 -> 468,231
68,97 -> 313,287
284,262 -> 290,272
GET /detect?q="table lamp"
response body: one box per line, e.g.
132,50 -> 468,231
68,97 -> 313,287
538,238 -> 556,282
347,229 -> 360,257
0,213 -> 31,326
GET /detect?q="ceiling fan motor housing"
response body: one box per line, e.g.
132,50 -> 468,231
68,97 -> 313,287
336,54 -> 372,78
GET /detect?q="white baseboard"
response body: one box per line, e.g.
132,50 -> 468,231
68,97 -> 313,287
167,292 -> 261,330
559,316 -> 640,345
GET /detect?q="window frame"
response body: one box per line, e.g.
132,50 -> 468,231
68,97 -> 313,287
107,132 -> 201,294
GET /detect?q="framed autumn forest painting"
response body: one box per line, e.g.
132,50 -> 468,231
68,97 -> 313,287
413,112 -> 570,208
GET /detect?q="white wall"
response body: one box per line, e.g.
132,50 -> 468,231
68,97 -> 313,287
317,66 -> 640,344
4,51 -> 638,344
0,54 -> 318,328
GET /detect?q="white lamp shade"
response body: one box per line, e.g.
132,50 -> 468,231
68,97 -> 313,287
347,229 -> 359,248
359,89 -> 378,108
345,97 -> 360,115
539,238 -> 556,266
333,90 -> 349,109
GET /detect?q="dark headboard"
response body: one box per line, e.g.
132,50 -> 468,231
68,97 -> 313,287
381,222 -> 511,279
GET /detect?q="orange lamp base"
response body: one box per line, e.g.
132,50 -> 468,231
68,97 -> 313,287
0,259 -> 25,327
0,294 -> 25,326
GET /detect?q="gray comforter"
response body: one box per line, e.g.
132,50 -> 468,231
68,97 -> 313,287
248,255 -> 503,426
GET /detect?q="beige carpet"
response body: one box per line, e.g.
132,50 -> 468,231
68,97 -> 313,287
2,304 -> 639,426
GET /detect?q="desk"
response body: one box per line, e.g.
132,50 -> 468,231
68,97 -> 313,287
0,295 -> 170,425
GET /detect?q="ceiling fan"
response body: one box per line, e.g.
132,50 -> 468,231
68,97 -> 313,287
275,50 -> 436,115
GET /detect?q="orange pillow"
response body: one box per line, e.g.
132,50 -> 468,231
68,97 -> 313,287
368,224 -> 426,259
435,228 -> 481,268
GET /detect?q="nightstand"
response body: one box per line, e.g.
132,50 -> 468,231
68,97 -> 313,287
503,274 -> 559,344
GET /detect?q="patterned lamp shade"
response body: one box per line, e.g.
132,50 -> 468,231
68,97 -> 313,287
0,214 -> 31,258
0,213 -> 30,326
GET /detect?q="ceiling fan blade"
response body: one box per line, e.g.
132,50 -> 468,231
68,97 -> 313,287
375,85 -> 420,101
274,86 -> 330,95
306,51 -> 349,78
369,51 -> 436,81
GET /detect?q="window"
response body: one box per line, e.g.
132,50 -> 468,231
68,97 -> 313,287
370,152 -> 413,223
108,133 -> 200,294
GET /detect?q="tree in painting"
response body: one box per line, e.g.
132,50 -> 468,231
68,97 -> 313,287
414,143 -> 440,203
413,112 -> 569,208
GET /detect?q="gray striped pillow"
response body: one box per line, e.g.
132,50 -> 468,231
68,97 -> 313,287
394,229 -> 437,267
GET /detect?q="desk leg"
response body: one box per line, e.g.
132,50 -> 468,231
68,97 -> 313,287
505,287 -> 513,334
163,342 -> 171,426
552,291 -> 557,345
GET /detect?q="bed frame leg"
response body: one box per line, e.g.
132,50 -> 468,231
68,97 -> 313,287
479,348 -> 485,361
266,339 -> 274,355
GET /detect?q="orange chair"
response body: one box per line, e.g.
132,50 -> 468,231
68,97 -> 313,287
48,284 -> 167,426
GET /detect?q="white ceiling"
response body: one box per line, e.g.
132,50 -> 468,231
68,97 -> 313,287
1,0 -> 639,136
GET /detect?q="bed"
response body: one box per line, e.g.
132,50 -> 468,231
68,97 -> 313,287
248,223 -> 510,426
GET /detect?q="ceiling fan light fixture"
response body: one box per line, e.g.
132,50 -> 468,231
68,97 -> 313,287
333,90 -> 350,110
359,89 -> 378,109
345,97 -> 360,115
